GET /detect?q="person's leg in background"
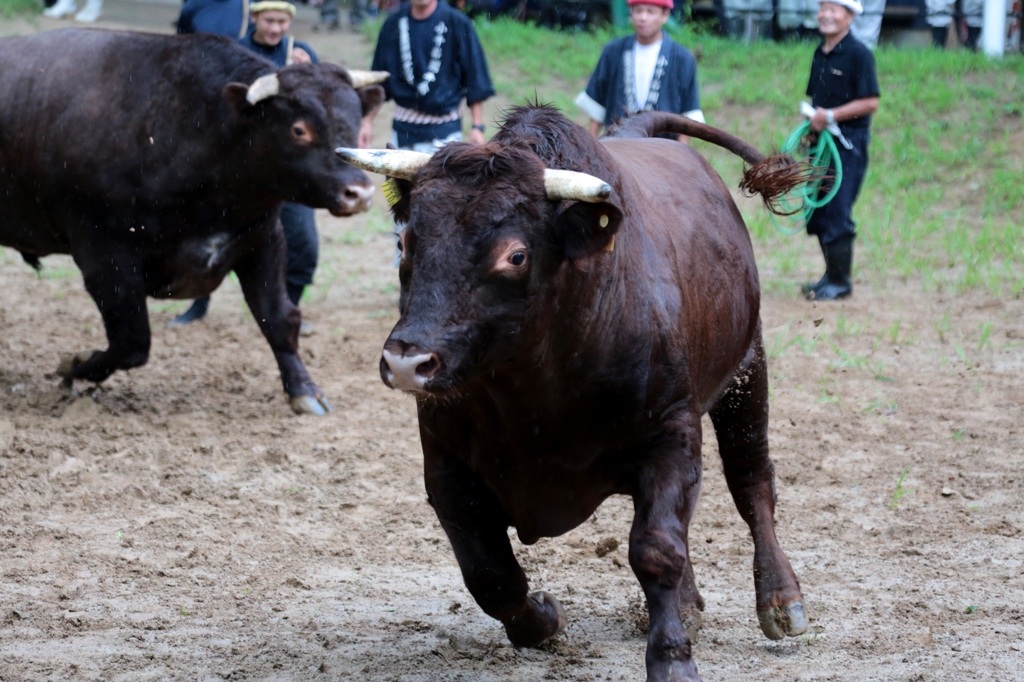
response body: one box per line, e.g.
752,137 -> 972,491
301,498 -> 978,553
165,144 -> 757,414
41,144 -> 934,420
961,0 -> 982,48
850,0 -> 885,48
170,295 -> 211,326
349,0 -> 366,30
281,202 -> 319,334
803,128 -> 870,301
319,0 -> 340,31
927,0 -> 954,47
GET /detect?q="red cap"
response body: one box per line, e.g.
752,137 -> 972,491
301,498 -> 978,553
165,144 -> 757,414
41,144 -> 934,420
628,0 -> 673,8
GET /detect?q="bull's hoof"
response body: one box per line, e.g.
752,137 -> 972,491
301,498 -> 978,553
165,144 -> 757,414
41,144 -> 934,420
56,351 -> 97,380
505,591 -> 567,648
646,660 -> 701,682
289,394 -> 334,416
757,599 -> 807,640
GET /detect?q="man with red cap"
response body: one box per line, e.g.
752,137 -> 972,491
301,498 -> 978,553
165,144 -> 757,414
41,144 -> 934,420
575,0 -> 703,144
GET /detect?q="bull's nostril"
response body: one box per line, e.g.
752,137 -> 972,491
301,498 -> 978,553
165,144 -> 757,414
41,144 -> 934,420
343,188 -> 359,200
415,354 -> 441,378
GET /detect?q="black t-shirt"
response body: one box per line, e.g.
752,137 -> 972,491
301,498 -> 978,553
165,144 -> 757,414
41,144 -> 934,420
806,32 -> 880,129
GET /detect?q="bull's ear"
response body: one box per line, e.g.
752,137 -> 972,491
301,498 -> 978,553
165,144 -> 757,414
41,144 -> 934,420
554,202 -> 623,260
224,83 -> 251,114
357,85 -> 386,118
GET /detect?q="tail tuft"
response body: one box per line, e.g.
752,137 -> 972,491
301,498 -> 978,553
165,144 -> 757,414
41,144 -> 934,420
739,154 -> 822,216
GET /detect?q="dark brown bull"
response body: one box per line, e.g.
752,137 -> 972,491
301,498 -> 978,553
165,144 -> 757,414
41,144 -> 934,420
0,29 -> 387,414
339,105 -> 809,681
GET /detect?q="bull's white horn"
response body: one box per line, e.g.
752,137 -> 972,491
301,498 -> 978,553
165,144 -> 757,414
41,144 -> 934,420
335,148 -> 431,180
246,73 -> 280,105
543,169 -> 612,203
348,70 -> 390,88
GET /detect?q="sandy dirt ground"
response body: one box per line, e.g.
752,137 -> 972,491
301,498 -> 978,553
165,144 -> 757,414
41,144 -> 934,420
2,3 -> 1022,680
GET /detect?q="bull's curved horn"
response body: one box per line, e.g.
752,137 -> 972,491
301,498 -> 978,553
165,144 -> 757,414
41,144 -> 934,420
348,70 -> 390,88
543,169 -> 613,203
246,73 -> 280,105
335,148 -> 431,180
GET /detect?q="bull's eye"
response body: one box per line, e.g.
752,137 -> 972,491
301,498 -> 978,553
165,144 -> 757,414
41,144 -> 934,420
508,251 -> 527,266
291,122 -> 312,143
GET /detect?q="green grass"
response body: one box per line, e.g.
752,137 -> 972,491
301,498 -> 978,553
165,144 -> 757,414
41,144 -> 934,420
366,17 -> 1023,296
889,465 -> 915,509
0,0 -> 36,19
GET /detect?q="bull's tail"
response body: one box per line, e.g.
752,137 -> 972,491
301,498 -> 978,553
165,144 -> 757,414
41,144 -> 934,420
606,112 -> 816,216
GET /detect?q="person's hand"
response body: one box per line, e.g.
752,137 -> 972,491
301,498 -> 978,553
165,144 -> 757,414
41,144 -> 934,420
810,106 -> 829,133
358,117 -> 374,149
469,127 -> 486,145
291,47 -> 312,64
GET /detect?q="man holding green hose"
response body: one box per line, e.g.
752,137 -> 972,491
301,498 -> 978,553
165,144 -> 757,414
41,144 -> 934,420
803,0 -> 880,301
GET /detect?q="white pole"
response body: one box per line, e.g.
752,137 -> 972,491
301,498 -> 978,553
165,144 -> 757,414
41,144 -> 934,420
982,0 -> 1006,57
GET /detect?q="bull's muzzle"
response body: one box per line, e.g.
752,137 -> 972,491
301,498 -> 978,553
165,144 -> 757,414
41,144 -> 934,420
381,348 -> 441,392
333,182 -> 374,216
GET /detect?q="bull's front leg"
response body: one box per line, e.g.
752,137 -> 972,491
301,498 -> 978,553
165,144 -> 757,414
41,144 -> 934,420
60,248 -> 152,384
423,440 -> 566,648
630,415 -> 704,682
233,224 -> 331,416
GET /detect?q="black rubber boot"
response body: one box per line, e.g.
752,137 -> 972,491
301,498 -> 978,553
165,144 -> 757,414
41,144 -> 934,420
966,26 -> 981,50
808,237 -> 853,301
287,284 -> 305,307
169,296 -> 210,326
801,236 -> 828,294
931,26 -> 948,48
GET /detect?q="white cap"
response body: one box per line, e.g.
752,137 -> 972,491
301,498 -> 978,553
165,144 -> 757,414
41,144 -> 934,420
821,0 -> 863,14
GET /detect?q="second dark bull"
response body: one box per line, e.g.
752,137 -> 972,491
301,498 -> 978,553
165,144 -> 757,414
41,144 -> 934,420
0,29 -> 387,414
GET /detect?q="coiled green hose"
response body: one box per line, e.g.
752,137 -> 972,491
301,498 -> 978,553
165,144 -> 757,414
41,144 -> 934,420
769,121 -> 843,235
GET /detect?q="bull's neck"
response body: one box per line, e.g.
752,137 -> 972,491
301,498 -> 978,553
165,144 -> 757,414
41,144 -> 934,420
213,133 -> 288,225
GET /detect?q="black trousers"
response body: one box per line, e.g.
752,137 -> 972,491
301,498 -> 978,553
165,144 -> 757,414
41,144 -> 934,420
281,202 -> 318,288
807,126 -> 871,246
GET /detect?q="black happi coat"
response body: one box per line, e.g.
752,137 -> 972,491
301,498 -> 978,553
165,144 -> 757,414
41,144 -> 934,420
371,1 -> 494,144
578,32 -> 700,128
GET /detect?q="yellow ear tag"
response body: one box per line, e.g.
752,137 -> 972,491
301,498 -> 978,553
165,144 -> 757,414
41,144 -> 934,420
599,214 -> 609,229
382,177 -> 401,207
604,235 -> 616,252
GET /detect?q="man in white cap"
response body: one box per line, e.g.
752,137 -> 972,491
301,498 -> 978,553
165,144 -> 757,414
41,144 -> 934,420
802,0 -> 880,301
574,0 -> 704,144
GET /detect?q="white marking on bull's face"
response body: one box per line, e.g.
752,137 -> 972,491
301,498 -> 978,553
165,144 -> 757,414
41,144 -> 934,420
381,349 -> 434,392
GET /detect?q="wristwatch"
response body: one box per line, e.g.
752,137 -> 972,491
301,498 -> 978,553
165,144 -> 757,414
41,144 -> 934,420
825,110 -> 835,125
471,123 -> 486,133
